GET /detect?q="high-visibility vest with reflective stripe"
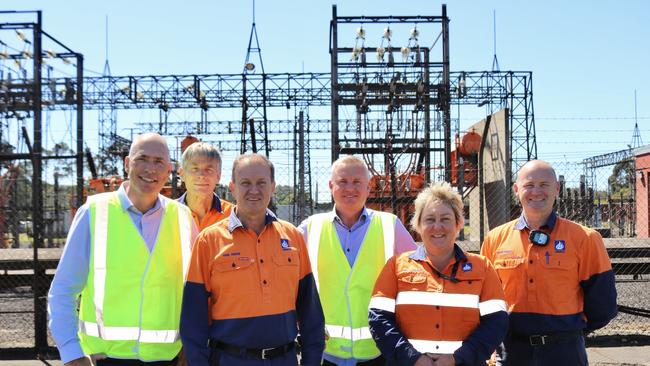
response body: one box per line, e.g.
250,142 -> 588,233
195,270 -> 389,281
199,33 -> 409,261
307,210 -> 395,360
78,192 -> 193,361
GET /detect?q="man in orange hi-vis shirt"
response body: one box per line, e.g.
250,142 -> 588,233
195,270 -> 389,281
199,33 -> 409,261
481,160 -> 617,365
177,142 -> 233,232
180,153 -> 325,366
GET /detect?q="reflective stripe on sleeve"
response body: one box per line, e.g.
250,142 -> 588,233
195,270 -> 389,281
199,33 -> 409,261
368,296 -> 396,313
325,324 -> 373,341
396,291 -> 479,309
409,339 -> 463,354
79,320 -> 179,343
478,299 -> 507,316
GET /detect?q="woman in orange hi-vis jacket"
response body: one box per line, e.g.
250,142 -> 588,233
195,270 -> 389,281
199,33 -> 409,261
368,182 -> 509,366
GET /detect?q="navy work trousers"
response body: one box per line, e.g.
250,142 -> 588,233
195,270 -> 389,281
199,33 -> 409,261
496,332 -> 588,366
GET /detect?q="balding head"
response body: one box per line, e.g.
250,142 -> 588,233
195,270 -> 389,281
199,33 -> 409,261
516,160 -> 557,186
514,159 -> 560,227
123,133 -> 172,212
129,133 -> 170,160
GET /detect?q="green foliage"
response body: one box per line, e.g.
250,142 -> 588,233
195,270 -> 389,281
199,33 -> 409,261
608,161 -> 634,198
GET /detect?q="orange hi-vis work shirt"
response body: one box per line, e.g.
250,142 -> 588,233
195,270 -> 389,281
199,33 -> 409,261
180,209 -> 325,366
480,213 -> 617,336
368,245 -> 508,366
177,192 -> 233,232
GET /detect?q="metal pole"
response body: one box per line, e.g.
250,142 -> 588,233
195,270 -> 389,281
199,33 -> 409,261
330,5 -> 339,163
32,10 -> 48,354
442,4 -> 451,182
76,53 -> 84,208
478,115 -> 492,246
298,111 -> 306,222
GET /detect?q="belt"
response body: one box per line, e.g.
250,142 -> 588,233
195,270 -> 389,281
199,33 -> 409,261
209,340 -> 296,360
511,330 -> 583,346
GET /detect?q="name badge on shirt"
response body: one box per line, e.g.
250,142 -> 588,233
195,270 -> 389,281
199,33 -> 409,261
280,238 -> 291,250
554,240 -> 566,253
462,263 -> 473,272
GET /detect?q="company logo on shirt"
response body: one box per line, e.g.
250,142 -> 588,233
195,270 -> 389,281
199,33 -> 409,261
554,240 -> 566,253
462,263 -> 473,272
280,238 -> 290,250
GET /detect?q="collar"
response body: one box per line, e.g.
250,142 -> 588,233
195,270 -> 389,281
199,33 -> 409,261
178,192 -> 223,213
227,208 -> 278,233
514,211 -> 557,231
331,205 -> 369,225
409,243 -> 467,263
118,181 -> 163,214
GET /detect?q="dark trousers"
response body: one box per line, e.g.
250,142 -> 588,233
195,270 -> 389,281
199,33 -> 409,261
496,332 -> 588,366
323,355 -> 385,366
96,358 -> 177,366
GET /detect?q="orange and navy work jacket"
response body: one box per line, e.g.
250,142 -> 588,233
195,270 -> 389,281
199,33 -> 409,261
481,212 -> 617,336
368,245 -> 508,366
179,209 -> 325,366
177,192 -> 233,232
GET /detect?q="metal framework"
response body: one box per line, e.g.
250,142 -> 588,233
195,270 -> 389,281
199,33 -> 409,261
330,5 -> 449,186
7,70 -> 536,175
0,11 -> 84,357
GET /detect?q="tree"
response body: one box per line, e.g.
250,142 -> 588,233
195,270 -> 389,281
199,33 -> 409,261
608,161 -> 634,198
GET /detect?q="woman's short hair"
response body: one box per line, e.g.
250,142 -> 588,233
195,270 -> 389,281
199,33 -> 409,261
181,142 -> 222,170
410,181 -> 464,233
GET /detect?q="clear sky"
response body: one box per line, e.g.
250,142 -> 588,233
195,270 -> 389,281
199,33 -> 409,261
1,0 -> 649,168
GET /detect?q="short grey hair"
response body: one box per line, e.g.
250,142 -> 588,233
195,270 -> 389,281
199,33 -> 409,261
331,155 -> 370,180
181,142 -> 222,170
231,153 -> 275,182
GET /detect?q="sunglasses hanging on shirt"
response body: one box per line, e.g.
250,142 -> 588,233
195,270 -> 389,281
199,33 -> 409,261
529,230 -> 550,246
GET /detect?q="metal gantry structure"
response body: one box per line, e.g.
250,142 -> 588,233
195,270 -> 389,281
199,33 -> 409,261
0,10 -> 84,355
0,7 -> 536,356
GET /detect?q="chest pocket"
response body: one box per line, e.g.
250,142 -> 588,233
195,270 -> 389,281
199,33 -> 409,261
538,252 -> 578,308
493,257 -> 525,303
396,272 -> 429,292
212,257 -> 256,296
272,250 -> 300,272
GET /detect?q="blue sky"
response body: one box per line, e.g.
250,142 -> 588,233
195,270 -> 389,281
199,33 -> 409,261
1,0 -> 649,170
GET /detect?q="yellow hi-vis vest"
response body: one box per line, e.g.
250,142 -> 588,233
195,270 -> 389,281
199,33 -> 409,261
78,192 -> 193,361
307,210 -> 396,360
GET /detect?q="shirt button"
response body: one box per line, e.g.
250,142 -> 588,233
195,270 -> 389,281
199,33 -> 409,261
346,248 -> 350,252
529,260 -> 533,264
436,306 -> 440,310
263,280 -> 267,285
529,278 -> 534,283
435,324 -> 440,329
231,263 -> 236,268
257,239 -> 261,244
260,259 -> 264,264
287,257 -> 292,263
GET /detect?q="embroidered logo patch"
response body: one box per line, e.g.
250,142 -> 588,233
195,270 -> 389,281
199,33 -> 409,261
280,238 -> 290,250
554,240 -> 566,253
462,263 -> 473,272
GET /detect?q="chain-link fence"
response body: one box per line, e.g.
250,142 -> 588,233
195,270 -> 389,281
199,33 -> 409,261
1,157 -> 649,358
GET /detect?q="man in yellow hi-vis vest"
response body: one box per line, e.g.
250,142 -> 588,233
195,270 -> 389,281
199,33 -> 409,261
48,133 -> 198,366
298,155 -> 416,366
